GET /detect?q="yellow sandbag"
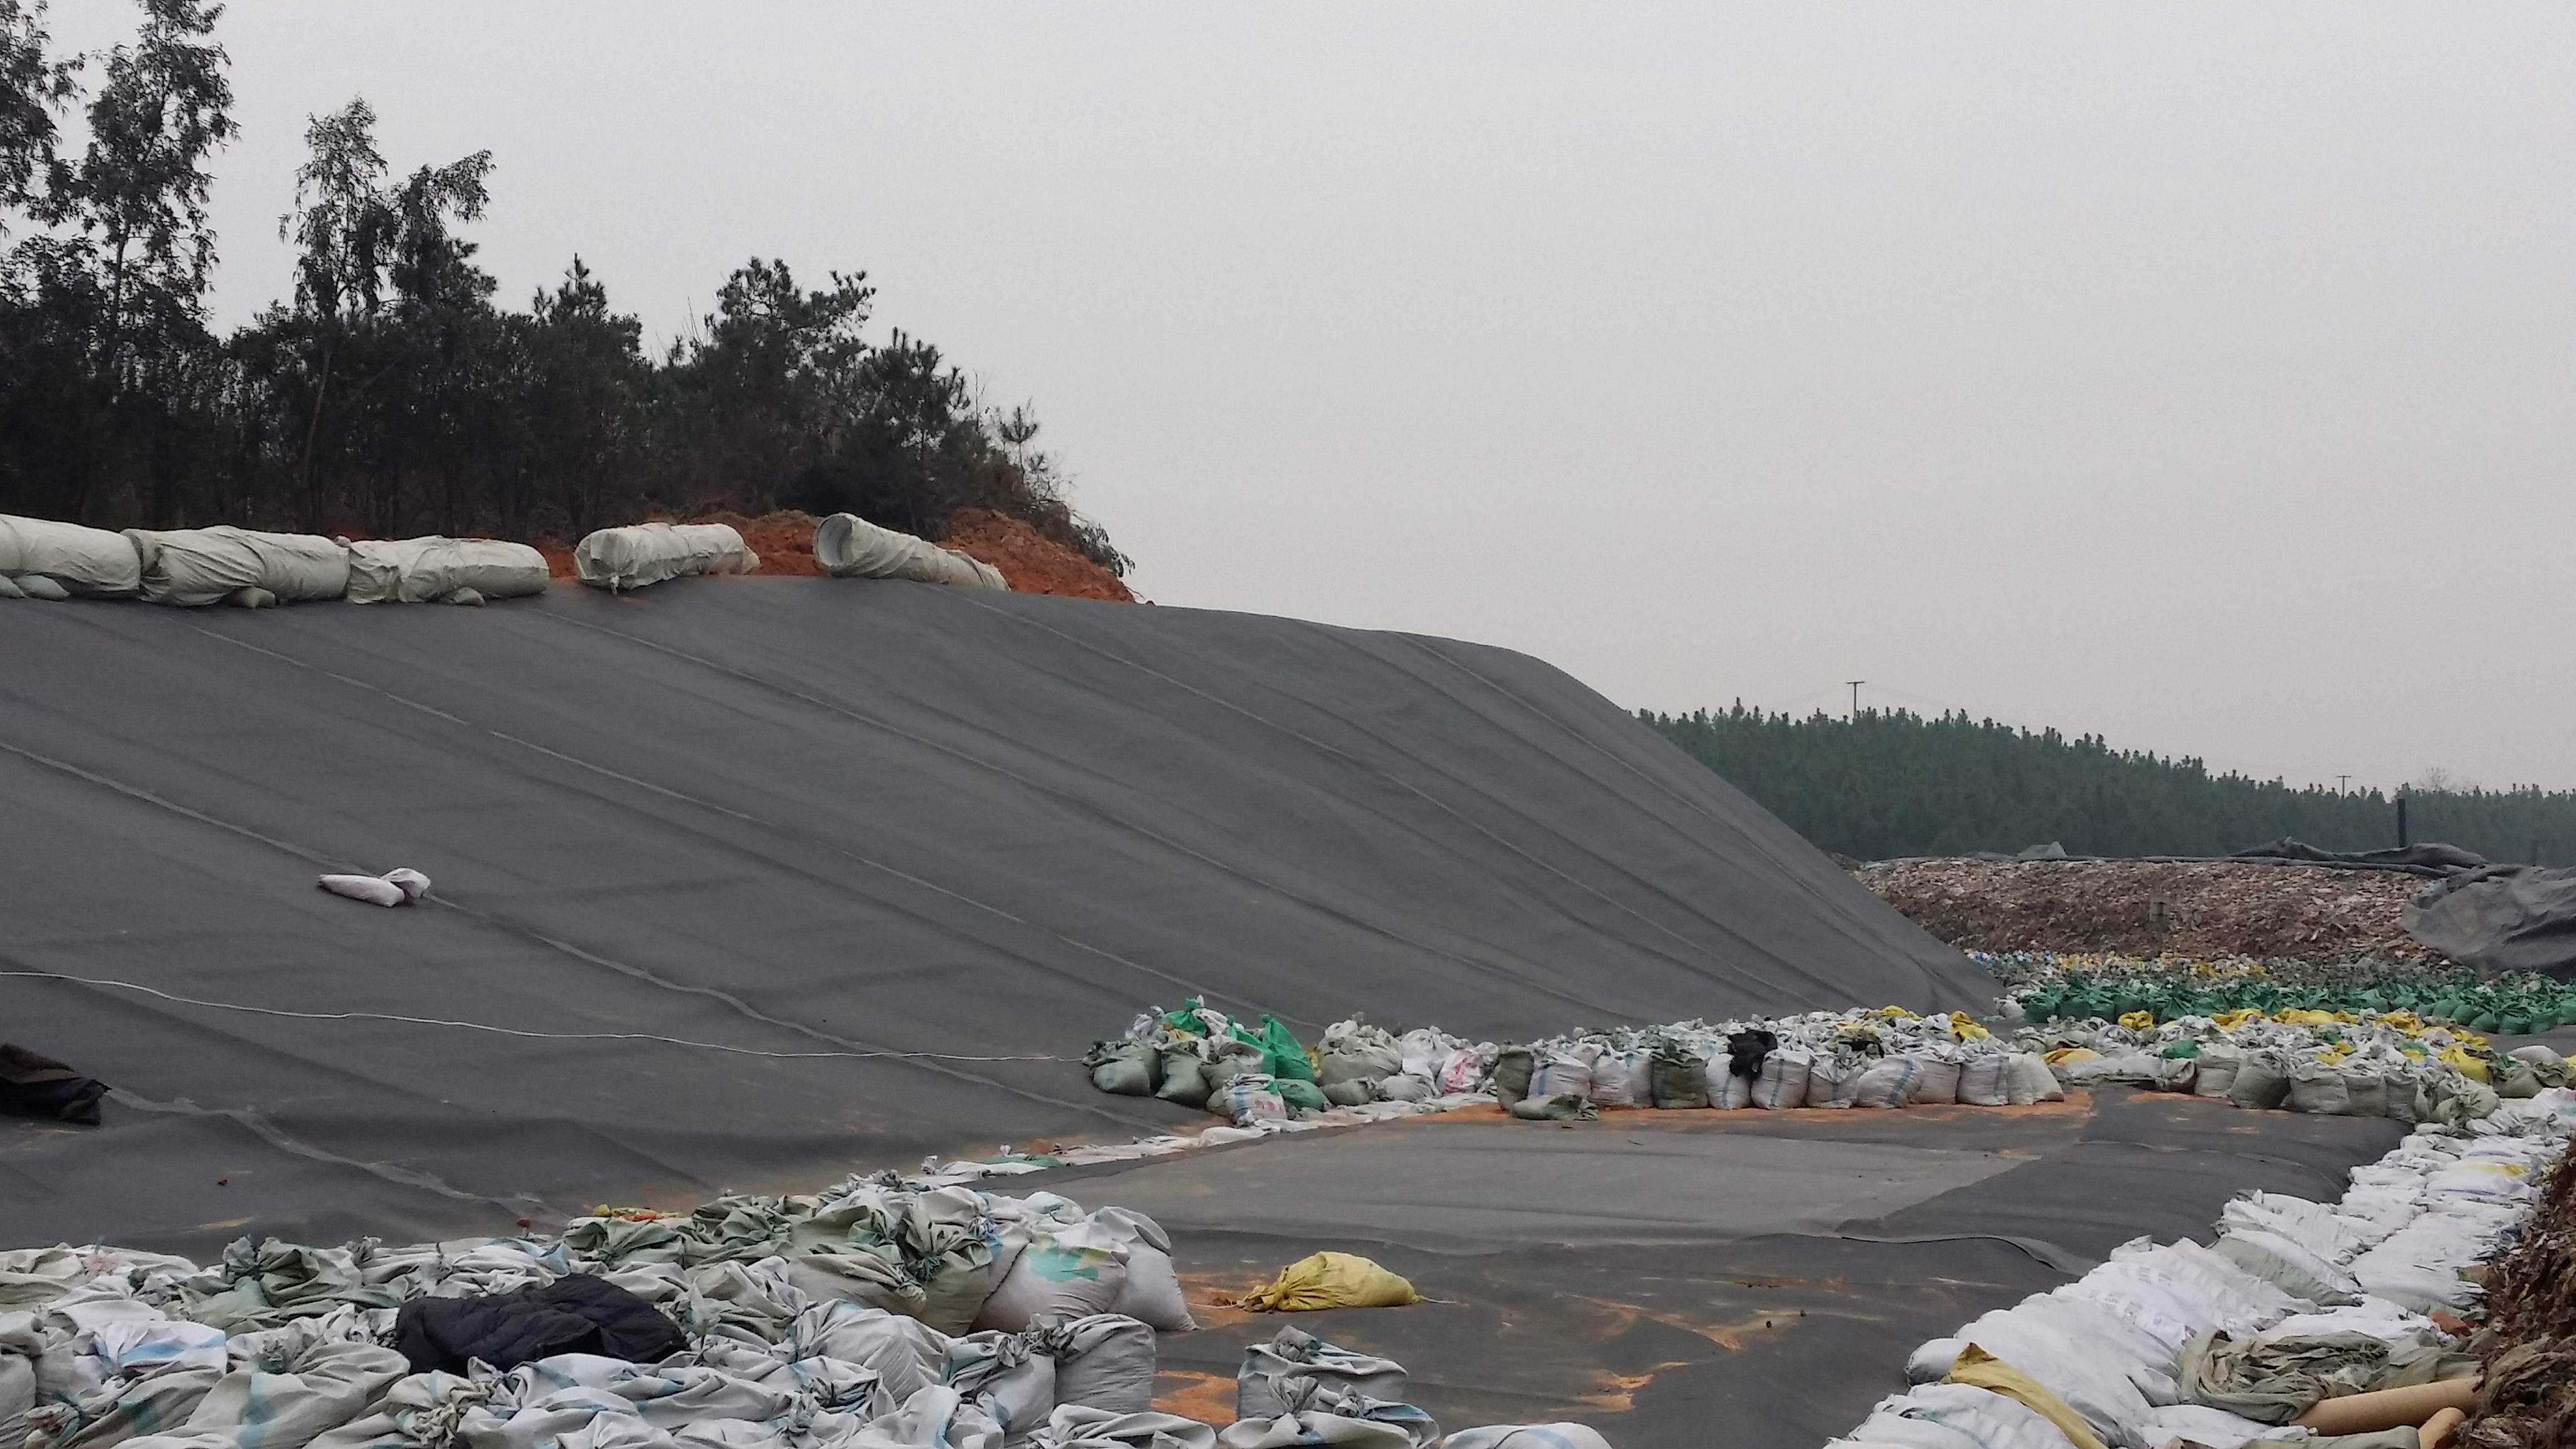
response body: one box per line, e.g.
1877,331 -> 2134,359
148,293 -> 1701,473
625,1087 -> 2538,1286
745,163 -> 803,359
2118,1010 -> 2155,1031
2213,1008 -> 2266,1028
1949,1011 -> 1991,1040
2044,1047 -> 2102,1066
2437,1046 -> 2489,1081
1242,1252 -> 1420,1312
1944,1344 -> 2108,1449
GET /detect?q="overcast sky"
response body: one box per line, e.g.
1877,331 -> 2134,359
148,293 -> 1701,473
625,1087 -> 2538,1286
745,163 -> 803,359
57,2 -> 2576,792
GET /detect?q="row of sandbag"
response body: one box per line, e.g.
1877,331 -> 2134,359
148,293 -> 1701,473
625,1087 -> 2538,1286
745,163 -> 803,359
0,513 -> 545,607
2029,1018 -> 2565,1128
163,1181 -> 1197,1343
1,510 -> 1007,605
1090,1009 -> 2074,1126
570,515 -> 1004,592
1824,1090 -> 2576,1449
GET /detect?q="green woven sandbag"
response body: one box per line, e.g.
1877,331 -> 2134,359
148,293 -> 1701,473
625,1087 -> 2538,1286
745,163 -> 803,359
1259,1015 -> 1317,1082
2470,1012 -> 2504,1034
2500,1015 -> 2535,1037
2160,1039 -> 2202,1060
1275,1078 -> 1328,1113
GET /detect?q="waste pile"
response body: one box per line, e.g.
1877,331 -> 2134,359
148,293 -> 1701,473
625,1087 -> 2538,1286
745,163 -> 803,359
2451,1142 -> 2576,1447
1987,953 -> 2576,1037
1091,1000 -> 2574,1131
0,1168 -> 1589,1449
1821,1088 -> 2576,1449
1858,858 -> 2442,965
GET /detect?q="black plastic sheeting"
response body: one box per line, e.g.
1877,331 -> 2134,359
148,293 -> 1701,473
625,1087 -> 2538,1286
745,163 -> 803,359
0,580 -> 1986,1250
2408,865 -> 2576,979
1063,1088 -> 2404,1443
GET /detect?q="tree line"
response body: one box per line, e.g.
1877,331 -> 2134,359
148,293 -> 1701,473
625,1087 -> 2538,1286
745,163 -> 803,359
1644,702 -> 2576,866
0,0 -> 1126,570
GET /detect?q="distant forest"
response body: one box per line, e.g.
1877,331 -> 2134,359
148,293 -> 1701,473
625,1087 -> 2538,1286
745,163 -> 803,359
0,1 -> 1125,568
1645,703 -> 2576,866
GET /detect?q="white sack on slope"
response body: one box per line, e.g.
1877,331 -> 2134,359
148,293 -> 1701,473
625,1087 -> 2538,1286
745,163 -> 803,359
345,538 -> 547,604
125,527 -> 350,606
573,524 -> 758,592
814,514 -> 1004,590
0,514 -> 142,596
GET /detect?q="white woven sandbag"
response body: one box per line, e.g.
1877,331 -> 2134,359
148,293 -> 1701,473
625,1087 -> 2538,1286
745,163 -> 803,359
1529,1050 -> 1596,1101
1045,1315 -> 1156,1415
1035,1406 -> 1217,1449
1588,1049 -> 1652,1108
2003,1054 -> 2062,1106
1807,1054 -> 1864,1110
1749,1050 -> 1811,1110
573,522 -> 758,591
814,513 -> 1005,590
1439,1428 -> 1614,1449
1956,1054 -> 2010,1107
1852,1056 -> 1919,1109
1093,1208 -> 1193,1332
1905,1052 -> 1963,1106
126,526 -> 350,605
975,1222 -> 1130,1332
0,513 -> 141,595
345,537 -> 547,604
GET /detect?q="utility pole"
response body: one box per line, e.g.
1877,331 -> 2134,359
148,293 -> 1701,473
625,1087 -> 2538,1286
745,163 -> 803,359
2336,774 -> 2350,794
1847,680 -> 1865,720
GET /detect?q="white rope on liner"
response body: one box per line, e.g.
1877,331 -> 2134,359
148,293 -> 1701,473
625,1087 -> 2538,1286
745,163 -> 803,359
0,969 -> 1071,1063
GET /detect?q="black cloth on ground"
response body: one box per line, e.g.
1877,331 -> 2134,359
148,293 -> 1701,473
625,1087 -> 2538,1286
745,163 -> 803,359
0,1043 -> 105,1125
393,1272 -> 688,1373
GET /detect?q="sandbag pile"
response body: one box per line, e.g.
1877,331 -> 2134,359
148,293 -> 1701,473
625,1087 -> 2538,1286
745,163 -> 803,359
1,512 -> 549,609
1089,1002 -> 2082,1126
1987,952 -> 2576,1036
1822,1089 -> 2576,1449
2018,1013 -> 2567,1126
0,1173 -> 1611,1449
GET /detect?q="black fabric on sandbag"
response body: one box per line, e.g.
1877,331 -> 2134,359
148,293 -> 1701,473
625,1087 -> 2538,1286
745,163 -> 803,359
1725,1029 -> 1777,1080
0,1043 -> 105,1125
0,581 -> 1989,1252
394,1273 -> 686,1374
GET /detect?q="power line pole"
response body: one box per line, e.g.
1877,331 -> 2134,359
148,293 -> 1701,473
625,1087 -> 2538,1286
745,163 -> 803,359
1847,680 -> 1865,720
2336,774 -> 2350,794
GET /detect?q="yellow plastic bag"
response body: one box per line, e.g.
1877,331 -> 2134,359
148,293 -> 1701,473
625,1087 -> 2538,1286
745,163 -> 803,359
1944,1344 -> 2109,1449
1241,1252 -> 1420,1312
2437,1046 -> 2490,1081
